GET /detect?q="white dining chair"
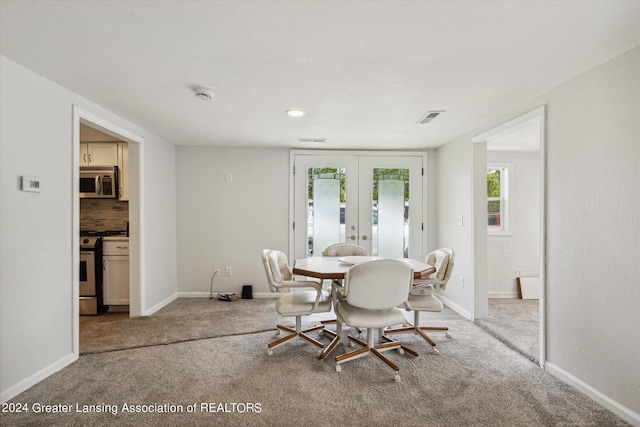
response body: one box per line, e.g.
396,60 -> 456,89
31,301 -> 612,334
384,248 -> 455,354
334,258 -> 414,382
261,249 -> 332,356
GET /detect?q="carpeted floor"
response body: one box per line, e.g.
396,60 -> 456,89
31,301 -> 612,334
475,298 -> 539,364
80,298 -> 284,354
1,298 -> 629,426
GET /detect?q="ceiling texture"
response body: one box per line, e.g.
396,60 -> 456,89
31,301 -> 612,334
1,1 -> 639,150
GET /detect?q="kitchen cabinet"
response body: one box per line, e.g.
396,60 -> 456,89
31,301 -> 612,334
118,142 -> 129,201
102,238 -> 129,306
80,142 -> 118,166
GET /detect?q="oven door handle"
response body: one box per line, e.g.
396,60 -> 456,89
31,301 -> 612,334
95,175 -> 101,195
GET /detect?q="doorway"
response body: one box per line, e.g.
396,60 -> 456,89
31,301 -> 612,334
291,151 -> 425,260
472,106 -> 546,367
72,106 -> 144,357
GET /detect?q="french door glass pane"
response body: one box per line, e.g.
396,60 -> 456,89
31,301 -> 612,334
307,168 -> 346,257
372,168 -> 409,257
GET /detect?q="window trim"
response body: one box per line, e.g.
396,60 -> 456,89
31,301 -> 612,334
487,162 -> 511,236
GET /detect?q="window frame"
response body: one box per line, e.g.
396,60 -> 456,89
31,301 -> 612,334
487,163 -> 511,235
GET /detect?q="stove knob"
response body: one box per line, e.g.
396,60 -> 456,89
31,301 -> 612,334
83,238 -> 89,244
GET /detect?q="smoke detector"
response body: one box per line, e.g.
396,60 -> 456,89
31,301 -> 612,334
194,87 -> 215,101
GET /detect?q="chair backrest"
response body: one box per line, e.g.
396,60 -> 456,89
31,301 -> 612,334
424,248 -> 455,289
261,249 -> 293,292
322,243 -> 367,257
343,259 -> 413,310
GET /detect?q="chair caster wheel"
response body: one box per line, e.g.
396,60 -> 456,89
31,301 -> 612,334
267,349 -> 273,356
317,349 -> 323,358
394,373 -> 401,383
445,332 -> 452,338
397,348 -> 405,355
431,347 -> 440,355
348,341 -> 354,348
319,330 -> 324,337
335,365 -> 341,373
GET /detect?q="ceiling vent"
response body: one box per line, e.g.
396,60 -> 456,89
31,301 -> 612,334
417,110 -> 444,124
298,138 -> 327,143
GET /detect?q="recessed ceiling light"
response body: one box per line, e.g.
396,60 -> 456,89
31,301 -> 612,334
286,109 -> 305,117
194,87 -> 215,101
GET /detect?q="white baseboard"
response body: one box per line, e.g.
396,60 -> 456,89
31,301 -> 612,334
253,293 -> 279,299
437,294 -> 472,320
545,362 -> 640,426
145,292 -> 179,315
488,291 -> 519,298
177,291 -> 278,299
1,352 -> 77,404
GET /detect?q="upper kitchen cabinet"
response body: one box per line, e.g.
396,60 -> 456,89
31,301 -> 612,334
80,142 -> 118,166
118,142 -> 129,201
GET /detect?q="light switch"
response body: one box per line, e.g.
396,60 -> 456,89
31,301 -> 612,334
456,215 -> 463,226
225,173 -> 233,183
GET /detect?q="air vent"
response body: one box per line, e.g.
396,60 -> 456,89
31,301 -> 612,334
298,138 -> 327,143
417,110 -> 444,124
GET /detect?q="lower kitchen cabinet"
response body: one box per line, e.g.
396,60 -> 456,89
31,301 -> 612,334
102,238 -> 129,306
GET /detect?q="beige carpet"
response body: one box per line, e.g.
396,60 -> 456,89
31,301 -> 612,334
475,299 -> 539,364
2,298 -> 629,427
80,298 -> 285,354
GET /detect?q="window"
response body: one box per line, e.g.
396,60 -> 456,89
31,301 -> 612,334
487,164 -> 510,234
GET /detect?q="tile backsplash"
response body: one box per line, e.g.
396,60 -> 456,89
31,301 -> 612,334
80,199 -> 129,231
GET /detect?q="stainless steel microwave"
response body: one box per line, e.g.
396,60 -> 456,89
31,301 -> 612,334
80,166 -> 118,198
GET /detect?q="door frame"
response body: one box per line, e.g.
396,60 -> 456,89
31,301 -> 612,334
72,106 -> 145,357
289,149 -> 428,261
471,105 -> 546,367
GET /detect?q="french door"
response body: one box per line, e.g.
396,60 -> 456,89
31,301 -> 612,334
292,153 -> 423,260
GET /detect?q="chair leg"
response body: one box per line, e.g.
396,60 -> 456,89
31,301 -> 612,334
268,316 -> 326,356
335,328 -> 411,382
384,310 -> 450,354
319,320 -> 342,360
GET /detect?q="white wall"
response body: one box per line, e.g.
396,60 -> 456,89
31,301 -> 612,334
487,151 -> 540,297
142,134 -> 178,313
540,46 -> 639,420
176,147 -> 290,295
432,139 -> 478,319
436,46 -> 640,422
0,56 -> 178,402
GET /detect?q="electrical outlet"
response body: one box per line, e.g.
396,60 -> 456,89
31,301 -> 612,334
214,266 -> 220,276
516,268 -> 522,277
460,276 -> 465,288
225,266 -> 232,276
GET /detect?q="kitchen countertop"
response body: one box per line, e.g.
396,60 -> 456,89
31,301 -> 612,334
101,236 -> 129,241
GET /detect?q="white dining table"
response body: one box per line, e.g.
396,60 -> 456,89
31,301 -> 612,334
292,255 -> 436,280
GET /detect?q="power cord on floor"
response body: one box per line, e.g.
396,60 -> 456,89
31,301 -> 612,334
209,271 -> 240,301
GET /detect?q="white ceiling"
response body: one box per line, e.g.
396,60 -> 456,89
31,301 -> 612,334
1,1 -> 639,150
